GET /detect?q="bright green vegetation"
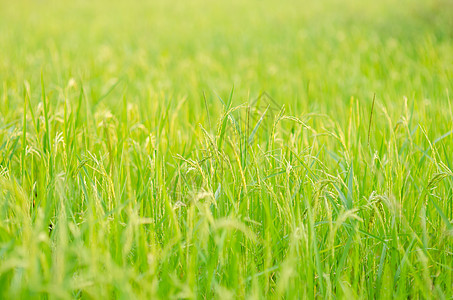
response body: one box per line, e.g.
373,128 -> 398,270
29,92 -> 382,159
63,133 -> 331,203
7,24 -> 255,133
0,0 -> 452,298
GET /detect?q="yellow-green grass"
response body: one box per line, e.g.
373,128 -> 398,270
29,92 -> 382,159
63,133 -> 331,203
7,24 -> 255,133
0,0 -> 452,298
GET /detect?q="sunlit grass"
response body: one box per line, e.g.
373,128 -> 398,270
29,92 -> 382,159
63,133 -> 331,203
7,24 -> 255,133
0,0 -> 452,298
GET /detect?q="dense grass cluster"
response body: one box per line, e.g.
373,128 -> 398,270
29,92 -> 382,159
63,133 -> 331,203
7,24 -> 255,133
0,0 -> 452,298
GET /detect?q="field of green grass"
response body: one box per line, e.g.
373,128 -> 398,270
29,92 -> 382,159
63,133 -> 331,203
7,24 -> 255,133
0,0 -> 452,298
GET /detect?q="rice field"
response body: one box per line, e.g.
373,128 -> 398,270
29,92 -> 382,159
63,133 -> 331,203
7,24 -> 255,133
0,0 -> 452,298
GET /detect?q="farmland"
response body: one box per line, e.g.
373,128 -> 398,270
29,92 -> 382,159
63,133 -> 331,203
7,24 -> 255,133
0,0 -> 452,298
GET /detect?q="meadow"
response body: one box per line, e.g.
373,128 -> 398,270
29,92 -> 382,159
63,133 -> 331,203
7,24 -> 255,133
0,0 -> 452,298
